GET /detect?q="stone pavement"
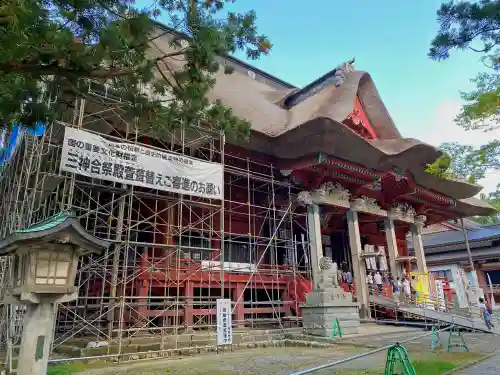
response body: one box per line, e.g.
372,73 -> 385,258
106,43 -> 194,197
454,354 -> 500,375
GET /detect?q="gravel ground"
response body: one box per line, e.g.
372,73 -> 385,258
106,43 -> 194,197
73,344 -> 481,375
453,354 -> 500,375
73,329 -> 500,375
76,346 -> 364,375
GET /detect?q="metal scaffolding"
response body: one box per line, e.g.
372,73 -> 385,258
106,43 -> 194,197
0,81 -> 311,363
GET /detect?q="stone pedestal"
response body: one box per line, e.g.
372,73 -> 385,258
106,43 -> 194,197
301,287 -> 360,337
17,302 -> 56,375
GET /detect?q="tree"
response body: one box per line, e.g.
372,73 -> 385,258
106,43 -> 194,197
429,0 -> 499,132
0,0 -> 272,138
475,185 -> 500,224
425,142 -> 500,223
425,141 -> 500,183
427,1 -> 500,222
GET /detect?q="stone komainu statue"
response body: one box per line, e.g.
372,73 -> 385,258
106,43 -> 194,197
317,256 -> 339,289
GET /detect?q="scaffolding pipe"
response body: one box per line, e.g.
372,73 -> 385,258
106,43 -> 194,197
0,85 -> 310,366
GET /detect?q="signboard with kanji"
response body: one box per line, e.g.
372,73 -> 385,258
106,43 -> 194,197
60,128 -> 223,200
216,298 -> 233,346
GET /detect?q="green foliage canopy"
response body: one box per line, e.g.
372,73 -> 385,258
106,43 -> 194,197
425,142 -> 500,223
476,187 -> 500,224
427,1 -> 499,223
429,0 -> 499,132
0,0 -> 272,138
426,141 -> 500,183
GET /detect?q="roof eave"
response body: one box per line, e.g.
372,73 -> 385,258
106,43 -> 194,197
0,215 -> 111,256
150,21 -> 296,89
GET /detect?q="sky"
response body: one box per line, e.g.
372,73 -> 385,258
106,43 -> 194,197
152,0 -> 500,194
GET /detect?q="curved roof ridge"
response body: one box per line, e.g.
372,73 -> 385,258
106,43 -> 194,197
355,71 -> 401,139
280,62 -> 402,140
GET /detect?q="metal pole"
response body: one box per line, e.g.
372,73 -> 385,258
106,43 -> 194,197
460,218 -> 479,310
108,122 -> 129,338
460,218 -> 475,275
220,132 -> 225,298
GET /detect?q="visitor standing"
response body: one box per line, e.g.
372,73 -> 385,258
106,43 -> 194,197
392,277 -> 399,296
345,269 -> 352,291
374,271 -> 383,295
397,277 -> 404,304
478,297 -> 495,330
366,272 -> 374,295
403,277 -> 411,302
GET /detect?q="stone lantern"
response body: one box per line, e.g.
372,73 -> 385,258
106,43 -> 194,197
0,211 -> 111,375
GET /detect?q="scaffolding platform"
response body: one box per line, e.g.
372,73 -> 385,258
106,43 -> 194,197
369,295 -> 497,333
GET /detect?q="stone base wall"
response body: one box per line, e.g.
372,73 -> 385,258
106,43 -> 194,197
301,287 -> 360,337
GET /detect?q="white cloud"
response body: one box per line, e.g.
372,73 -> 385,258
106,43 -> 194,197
413,99 -> 500,194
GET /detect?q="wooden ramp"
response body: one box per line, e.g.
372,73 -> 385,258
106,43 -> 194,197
369,295 -> 499,334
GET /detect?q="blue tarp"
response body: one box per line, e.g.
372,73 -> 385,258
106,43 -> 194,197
0,123 -> 45,168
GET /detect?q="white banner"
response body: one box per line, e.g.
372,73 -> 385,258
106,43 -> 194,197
216,299 -> 233,346
60,128 -> 223,200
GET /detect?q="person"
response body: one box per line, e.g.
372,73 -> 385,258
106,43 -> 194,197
397,277 -> 404,304
374,271 -> 383,295
392,277 -> 399,295
403,277 -> 411,302
366,272 -> 374,295
410,275 -> 420,304
478,297 -> 495,330
390,276 -> 400,306
345,269 -> 352,291
485,297 -> 493,314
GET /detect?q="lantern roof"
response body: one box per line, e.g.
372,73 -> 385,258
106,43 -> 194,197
0,211 -> 111,256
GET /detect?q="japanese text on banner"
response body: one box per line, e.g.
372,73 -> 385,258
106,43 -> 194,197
60,128 -> 223,200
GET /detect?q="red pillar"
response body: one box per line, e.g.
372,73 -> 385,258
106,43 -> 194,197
160,202 -> 176,269
233,283 -> 245,327
137,279 -> 150,323
138,249 -> 149,324
184,280 -> 194,330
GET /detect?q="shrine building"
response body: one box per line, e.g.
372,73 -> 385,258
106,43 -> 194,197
0,24 -> 496,335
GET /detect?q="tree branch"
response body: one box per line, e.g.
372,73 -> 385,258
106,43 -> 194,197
1,62 -> 138,78
155,59 -> 183,98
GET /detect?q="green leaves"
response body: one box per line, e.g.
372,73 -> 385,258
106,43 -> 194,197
472,185 -> 500,224
429,0 -> 500,61
429,1 -> 499,133
428,2 -> 499,215
457,72 -> 500,131
0,0 -> 270,139
426,141 -> 500,222
426,142 -> 500,182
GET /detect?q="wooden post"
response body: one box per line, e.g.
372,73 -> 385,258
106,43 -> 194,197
347,210 -> 369,318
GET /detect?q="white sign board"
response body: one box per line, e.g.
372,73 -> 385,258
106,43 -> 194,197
60,128 -> 223,200
201,261 -> 257,273
216,298 -> 233,346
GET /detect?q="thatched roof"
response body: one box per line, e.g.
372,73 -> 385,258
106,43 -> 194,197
209,66 -> 480,200
150,24 -> 494,216
211,67 -> 494,216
